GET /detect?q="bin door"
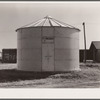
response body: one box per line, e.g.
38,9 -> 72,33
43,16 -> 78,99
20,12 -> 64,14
42,43 -> 54,71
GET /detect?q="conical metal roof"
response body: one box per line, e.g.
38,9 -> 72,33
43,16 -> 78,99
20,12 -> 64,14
19,16 -> 79,30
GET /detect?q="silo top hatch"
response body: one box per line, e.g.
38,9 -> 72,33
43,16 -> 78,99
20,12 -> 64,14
16,16 -> 80,31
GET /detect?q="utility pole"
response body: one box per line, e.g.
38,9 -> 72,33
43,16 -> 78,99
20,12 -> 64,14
82,22 -> 87,63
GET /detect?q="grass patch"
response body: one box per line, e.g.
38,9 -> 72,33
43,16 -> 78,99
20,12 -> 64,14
0,63 -> 100,88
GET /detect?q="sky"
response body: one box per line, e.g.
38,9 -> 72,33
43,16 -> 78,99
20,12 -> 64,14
0,2 -> 100,52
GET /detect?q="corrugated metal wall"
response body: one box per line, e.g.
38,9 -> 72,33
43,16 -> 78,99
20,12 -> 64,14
17,28 -> 42,71
54,27 -> 79,71
17,27 -> 80,71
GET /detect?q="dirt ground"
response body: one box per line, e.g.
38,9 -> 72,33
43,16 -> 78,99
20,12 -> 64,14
0,63 -> 100,88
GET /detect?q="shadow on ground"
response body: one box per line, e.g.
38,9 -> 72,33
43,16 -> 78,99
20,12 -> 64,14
0,69 -> 67,82
0,63 -> 100,83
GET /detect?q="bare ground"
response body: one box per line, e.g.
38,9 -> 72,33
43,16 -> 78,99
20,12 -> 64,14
0,63 -> 100,88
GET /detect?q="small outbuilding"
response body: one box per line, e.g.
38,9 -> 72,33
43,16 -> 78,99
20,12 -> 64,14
16,16 -> 80,71
2,49 -> 17,63
89,41 -> 100,62
79,49 -> 92,62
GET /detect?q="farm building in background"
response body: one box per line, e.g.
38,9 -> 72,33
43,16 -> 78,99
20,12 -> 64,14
16,16 -> 80,72
2,49 -> 17,63
79,49 -> 92,62
89,41 -> 100,63
79,41 -> 100,63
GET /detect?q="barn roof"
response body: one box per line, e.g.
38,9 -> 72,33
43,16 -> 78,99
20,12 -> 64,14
16,16 -> 80,31
91,41 -> 100,49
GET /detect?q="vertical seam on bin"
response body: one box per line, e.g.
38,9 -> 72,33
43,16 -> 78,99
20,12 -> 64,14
20,29 -> 22,60
54,27 -> 55,72
21,29 -> 22,62
41,27 -> 42,72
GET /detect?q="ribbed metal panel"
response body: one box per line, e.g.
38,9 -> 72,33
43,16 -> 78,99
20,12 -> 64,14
54,27 -> 79,71
17,28 -> 42,71
17,27 -> 80,71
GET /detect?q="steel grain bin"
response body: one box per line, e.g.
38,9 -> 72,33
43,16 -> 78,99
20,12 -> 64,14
16,16 -> 80,71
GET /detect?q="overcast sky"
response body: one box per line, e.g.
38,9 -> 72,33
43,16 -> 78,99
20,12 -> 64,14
0,2 -> 100,51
